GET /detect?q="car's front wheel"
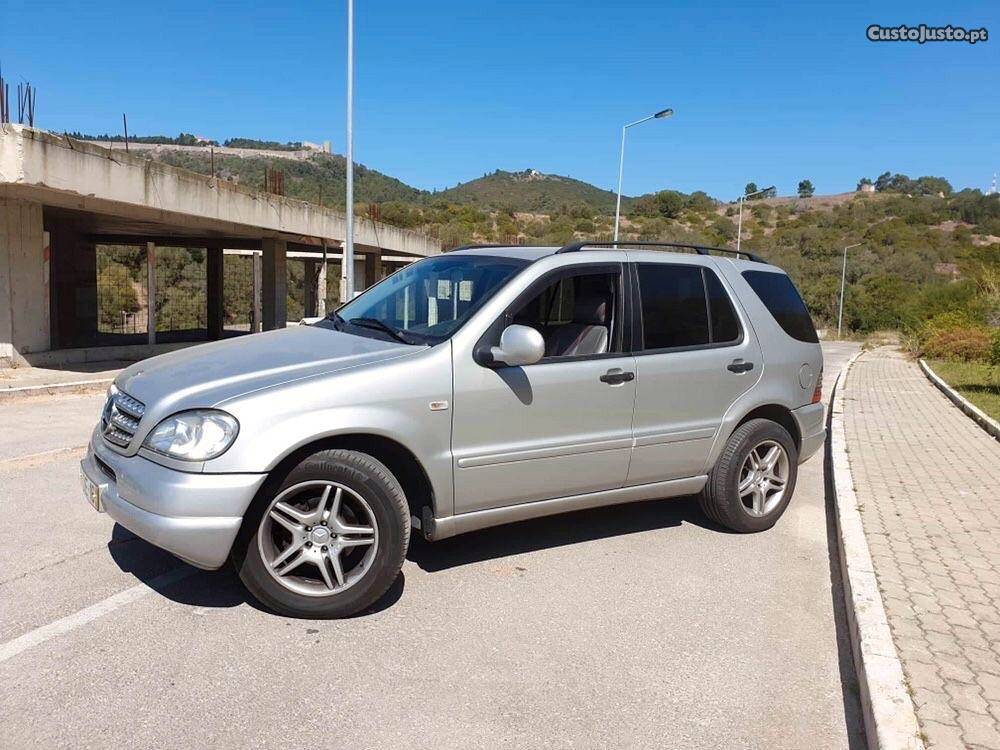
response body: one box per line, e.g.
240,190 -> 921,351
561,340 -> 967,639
698,418 -> 798,533
233,449 -> 410,618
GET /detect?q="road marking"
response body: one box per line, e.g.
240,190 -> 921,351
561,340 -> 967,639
0,445 -> 87,470
0,566 -> 195,664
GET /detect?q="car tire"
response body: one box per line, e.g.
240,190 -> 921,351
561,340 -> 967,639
698,418 -> 798,533
232,449 -> 410,618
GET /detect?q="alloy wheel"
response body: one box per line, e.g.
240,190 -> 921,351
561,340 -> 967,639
258,480 -> 379,597
738,440 -> 790,517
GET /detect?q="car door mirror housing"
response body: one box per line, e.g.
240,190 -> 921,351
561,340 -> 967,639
488,325 -> 545,367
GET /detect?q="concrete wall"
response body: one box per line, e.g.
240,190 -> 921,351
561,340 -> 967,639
0,198 -> 48,365
91,141 -> 327,162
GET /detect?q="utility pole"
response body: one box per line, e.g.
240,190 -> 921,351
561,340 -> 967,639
343,0 -> 356,300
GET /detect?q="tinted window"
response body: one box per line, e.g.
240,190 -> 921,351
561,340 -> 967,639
742,270 -> 819,343
705,270 -> 741,343
637,264 -> 709,349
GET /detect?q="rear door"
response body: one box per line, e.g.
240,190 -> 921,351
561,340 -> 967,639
625,257 -> 762,485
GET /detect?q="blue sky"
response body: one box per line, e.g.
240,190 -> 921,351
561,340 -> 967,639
2,0 -> 997,199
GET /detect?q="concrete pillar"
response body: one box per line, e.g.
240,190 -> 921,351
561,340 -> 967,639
261,239 -> 287,330
364,251 -> 380,291
0,198 -> 48,365
303,259 -> 318,318
146,242 -> 157,344
317,246 -> 328,317
206,247 -> 224,339
251,252 -> 262,333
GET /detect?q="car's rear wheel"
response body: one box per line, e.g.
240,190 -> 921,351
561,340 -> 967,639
233,449 -> 409,618
699,418 -> 798,533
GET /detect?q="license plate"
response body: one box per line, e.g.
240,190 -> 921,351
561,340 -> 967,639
81,469 -> 103,512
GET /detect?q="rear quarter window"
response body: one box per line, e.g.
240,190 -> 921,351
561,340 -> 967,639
741,270 -> 819,343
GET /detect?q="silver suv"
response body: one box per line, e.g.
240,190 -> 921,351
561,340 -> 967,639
81,242 -> 825,618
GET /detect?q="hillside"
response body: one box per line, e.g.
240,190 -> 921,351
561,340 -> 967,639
151,153 -> 627,214
152,150 -> 427,205
142,146 -> 998,335
435,169 -> 628,213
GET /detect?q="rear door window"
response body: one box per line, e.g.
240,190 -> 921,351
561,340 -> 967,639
636,264 -> 742,351
637,264 -> 708,349
741,270 -> 819,343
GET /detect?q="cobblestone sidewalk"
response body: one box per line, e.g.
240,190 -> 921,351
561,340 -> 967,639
844,347 -> 1000,749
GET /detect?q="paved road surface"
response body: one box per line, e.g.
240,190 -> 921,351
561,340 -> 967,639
0,342 -> 862,749
845,348 -> 1000,749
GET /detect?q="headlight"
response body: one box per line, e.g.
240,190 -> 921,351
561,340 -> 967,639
143,410 -> 239,461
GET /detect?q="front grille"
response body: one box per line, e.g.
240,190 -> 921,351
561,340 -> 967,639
101,387 -> 146,448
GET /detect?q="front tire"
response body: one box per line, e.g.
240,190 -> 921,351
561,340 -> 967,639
233,449 -> 410,618
699,418 -> 798,533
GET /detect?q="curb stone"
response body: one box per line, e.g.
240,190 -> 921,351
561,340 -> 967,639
919,358 -> 1000,442
829,350 -> 925,750
0,378 -> 114,400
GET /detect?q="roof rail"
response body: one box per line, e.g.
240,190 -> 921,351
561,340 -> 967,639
446,243 -> 524,253
555,240 -> 766,263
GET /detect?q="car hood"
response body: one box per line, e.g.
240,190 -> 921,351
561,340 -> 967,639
116,325 -> 416,409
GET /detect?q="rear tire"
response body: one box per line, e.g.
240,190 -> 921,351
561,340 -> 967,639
232,449 -> 410,618
699,418 -> 798,533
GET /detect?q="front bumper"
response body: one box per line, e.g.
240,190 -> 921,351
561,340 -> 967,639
81,430 -> 267,569
792,401 -> 826,464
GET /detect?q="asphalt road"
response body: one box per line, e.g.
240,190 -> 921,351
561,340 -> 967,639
0,341 -> 862,749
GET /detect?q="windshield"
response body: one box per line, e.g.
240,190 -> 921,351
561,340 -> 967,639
318,254 -> 529,344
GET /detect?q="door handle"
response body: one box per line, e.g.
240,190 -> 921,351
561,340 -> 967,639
727,359 -> 754,373
600,369 -> 635,385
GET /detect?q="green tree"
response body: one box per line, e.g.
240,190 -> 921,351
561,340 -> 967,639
98,263 -> 140,328
856,177 -> 872,191
744,182 -> 759,197
797,180 -> 815,198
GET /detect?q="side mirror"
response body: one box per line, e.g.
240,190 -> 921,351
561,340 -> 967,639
489,325 -> 545,367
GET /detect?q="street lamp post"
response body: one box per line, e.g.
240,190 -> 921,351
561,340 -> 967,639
838,242 -> 863,338
343,0 -> 356,300
735,185 -> 775,254
613,107 -> 673,242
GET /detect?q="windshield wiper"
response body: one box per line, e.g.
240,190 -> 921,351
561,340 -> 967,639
348,317 -> 418,345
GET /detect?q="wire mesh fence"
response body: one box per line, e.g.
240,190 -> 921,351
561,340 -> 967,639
325,260 -> 343,312
223,252 -> 255,333
154,247 -> 207,337
96,247 -> 358,342
287,258 -> 306,321
96,244 -> 148,335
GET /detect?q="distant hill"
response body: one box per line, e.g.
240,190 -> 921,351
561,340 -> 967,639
150,150 -> 427,206
151,153 -> 631,215
435,169 -> 628,214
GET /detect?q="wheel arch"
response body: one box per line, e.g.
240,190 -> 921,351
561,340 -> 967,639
265,433 -> 437,523
734,404 -> 801,451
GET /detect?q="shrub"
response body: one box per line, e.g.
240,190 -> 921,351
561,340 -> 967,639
991,328 -> 1000,367
918,310 -> 976,342
922,325 -> 992,362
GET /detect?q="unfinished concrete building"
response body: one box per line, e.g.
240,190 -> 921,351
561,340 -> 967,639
0,126 -> 440,367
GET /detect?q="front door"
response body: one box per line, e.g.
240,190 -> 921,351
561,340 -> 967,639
451,263 -> 636,514
625,258 -> 763,485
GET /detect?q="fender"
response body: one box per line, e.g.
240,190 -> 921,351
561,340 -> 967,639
205,344 -> 457,518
